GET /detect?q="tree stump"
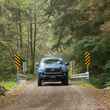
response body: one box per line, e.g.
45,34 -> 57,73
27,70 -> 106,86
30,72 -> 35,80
0,85 -> 7,96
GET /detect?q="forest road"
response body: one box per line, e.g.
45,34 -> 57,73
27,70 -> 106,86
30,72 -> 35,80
0,81 -> 108,110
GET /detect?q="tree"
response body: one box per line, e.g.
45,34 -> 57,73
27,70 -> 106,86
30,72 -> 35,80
0,0 -> 49,80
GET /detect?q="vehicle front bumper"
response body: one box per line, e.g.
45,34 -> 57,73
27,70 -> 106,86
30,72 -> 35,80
39,74 -> 66,82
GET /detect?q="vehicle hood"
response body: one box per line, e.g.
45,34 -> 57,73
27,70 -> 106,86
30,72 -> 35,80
40,63 -> 63,68
38,63 -> 67,72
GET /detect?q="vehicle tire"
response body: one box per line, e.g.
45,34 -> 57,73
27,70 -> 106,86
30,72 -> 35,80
38,79 -> 42,86
62,79 -> 68,85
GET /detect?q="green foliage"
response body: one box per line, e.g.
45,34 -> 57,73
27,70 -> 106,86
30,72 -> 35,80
0,81 -> 16,90
0,44 -> 16,80
72,37 -> 110,88
0,0 -> 49,80
90,77 -> 104,88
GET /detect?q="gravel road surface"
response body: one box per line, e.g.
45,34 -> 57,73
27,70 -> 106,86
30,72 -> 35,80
0,81 -> 108,110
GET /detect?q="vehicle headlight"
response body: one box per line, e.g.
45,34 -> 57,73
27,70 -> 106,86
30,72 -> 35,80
39,69 -> 45,73
61,67 -> 67,72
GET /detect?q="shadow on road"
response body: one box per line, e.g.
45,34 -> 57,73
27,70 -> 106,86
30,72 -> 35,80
42,82 -> 68,86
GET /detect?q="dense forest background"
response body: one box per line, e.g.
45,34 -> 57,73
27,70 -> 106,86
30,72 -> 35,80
0,0 -> 110,88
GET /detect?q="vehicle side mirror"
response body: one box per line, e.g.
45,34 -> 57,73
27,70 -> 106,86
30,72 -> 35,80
36,63 -> 39,69
65,62 -> 69,66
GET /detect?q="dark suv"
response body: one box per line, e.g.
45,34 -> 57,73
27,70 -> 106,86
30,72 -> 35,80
36,57 -> 69,86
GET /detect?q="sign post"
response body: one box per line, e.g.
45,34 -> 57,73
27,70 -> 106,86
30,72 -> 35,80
84,51 -> 92,72
15,54 -> 24,82
23,61 -> 27,73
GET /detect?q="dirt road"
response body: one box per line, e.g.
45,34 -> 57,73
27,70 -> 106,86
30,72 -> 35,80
0,81 -> 109,110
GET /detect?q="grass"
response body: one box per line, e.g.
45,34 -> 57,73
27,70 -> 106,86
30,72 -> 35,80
0,81 -> 16,90
78,81 -> 95,88
71,80 -> 95,88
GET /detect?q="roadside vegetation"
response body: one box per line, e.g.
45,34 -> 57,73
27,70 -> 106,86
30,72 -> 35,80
0,81 -> 16,90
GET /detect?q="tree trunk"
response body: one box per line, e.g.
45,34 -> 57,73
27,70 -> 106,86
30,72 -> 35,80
18,10 -> 23,51
29,20 -> 34,74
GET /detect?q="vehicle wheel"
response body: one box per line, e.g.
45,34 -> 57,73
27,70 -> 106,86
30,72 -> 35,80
38,79 -> 42,86
62,79 -> 68,85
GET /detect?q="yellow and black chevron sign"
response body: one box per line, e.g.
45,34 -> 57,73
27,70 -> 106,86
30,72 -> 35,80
15,54 -> 23,71
84,52 -> 92,65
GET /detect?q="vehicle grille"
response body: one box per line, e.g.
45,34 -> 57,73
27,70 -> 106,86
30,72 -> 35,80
45,68 -> 64,75
45,68 -> 61,72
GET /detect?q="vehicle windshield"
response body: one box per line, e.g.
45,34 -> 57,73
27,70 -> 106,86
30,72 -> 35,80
44,59 -> 63,64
